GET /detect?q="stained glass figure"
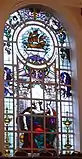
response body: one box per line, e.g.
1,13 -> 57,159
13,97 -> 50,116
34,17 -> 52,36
60,72 -> 72,98
3,5 -> 74,157
4,67 -> 13,96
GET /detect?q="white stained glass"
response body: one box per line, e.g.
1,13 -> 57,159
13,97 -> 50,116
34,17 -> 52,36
17,24 -> 54,62
32,84 -> 43,99
3,6 -> 74,156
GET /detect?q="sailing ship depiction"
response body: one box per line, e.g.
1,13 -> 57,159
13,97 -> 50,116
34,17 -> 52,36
27,29 -> 46,49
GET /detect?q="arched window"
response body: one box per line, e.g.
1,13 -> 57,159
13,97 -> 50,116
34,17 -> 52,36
3,5 -> 74,157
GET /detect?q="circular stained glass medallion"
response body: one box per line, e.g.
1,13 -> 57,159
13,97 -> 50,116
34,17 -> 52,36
17,21 -> 57,68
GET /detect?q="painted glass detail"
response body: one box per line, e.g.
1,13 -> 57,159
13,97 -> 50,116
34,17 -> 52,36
3,6 -> 74,157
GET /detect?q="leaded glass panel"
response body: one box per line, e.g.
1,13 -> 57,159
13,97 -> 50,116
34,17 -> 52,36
3,6 -> 74,157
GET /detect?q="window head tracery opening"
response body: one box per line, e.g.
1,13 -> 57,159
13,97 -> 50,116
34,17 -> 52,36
3,5 -> 74,157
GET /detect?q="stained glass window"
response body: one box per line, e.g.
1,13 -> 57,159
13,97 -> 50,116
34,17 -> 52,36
3,5 -> 74,157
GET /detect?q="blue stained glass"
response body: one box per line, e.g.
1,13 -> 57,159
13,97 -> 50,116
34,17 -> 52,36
60,48 -> 70,62
3,6 -> 74,156
60,72 -> 72,98
23,64 -> 49,79
58,31 -> 66,43
34,134 -> 44,148
27,55 -> 46,64
18,9 -> 34,20
20,26 -> 53,64
18,8 -> 50,22
4,67 -> 13,96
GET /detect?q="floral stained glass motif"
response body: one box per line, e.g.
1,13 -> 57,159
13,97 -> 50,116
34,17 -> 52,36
4,6 -> 74,156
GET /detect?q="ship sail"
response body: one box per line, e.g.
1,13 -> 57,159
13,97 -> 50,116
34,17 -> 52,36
27,30 -> 46,49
